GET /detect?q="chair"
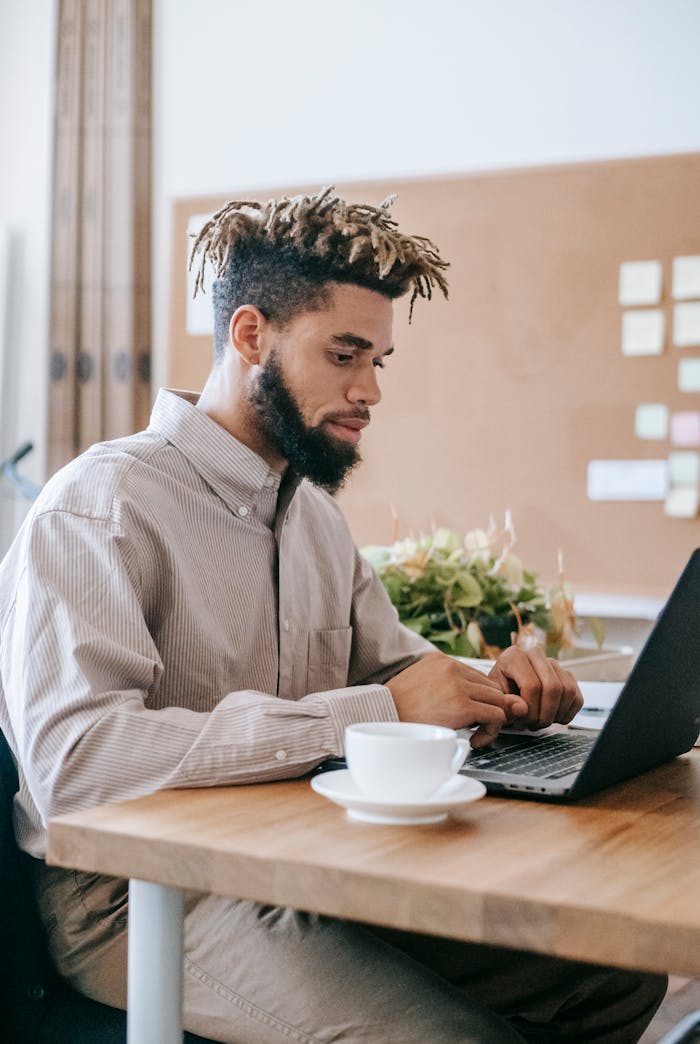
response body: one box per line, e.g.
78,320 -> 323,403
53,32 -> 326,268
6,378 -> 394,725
0,726 -> 215,1043
658,1011 -> 700,1044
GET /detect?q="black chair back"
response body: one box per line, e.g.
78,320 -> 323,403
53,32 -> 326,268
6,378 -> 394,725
0,725 -> 58,1040
0,727 -> 215,1043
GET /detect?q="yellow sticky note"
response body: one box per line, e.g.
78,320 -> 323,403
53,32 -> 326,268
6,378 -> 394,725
635,404 -> 668,440
619,260 -> 662,306
668,451 -> 700,486
679,358 -> 700,392
664,486 -> 700,518
672,256 -> 700,300
621,310 -> 665,356
674,302 -> 700,348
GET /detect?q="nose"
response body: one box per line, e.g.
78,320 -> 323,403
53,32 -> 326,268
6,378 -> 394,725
347,363 -> 382,407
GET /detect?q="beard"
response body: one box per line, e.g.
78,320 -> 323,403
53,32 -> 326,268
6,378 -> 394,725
248,351 -> 366,494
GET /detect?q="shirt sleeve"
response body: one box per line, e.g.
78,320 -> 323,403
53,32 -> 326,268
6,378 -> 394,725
0,509 -> 397,840
347,545 -> 436,686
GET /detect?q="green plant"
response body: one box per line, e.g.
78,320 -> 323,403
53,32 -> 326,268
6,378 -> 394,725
362,523 -> 576,659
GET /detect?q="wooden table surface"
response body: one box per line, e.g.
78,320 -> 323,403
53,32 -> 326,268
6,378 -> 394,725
47,750 -> 700,979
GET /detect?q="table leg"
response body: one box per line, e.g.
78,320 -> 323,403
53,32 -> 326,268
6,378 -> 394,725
127,878 -> 184,1044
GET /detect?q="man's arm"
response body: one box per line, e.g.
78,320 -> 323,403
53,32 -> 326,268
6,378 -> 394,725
346,546 -> 436,686
347,547 -> 582,745
0,510 -> 395,834
386,649 -> 582,747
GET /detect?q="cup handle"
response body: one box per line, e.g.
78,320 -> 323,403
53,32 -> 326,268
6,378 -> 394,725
451,738 -> 470,773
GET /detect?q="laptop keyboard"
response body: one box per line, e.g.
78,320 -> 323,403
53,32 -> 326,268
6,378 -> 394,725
466,732 -> 595,779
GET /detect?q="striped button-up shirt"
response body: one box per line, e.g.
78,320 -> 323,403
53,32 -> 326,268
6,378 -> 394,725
0,390 -> 430,857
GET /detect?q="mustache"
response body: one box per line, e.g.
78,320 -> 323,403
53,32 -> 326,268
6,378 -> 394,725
323,409 -> 371,424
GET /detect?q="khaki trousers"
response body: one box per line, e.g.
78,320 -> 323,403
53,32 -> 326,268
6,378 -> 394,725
34,863 -> 666,1044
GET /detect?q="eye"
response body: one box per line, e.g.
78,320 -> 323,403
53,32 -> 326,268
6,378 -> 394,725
373,357 -> 386,369
329,352 -> 354,365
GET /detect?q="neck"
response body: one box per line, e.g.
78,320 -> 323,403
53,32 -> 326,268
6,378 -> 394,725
196,357 -> 287,474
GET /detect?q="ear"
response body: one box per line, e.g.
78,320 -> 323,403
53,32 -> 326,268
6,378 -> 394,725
229,305 -> 266,366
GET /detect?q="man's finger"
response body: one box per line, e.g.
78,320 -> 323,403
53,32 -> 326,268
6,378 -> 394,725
550,663 -> 583,723
462,678 -> 526,710
454,661 -> 503,691
469,715 -> 507,748
490,649 -> 544,725
521,647 -> 567,728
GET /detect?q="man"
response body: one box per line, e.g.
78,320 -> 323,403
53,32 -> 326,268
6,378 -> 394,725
0,187 -> 664,1042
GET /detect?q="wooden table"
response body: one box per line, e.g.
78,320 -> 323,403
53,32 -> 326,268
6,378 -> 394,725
47,750 -> 700,1043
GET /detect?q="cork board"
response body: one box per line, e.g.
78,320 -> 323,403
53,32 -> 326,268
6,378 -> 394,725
167,154 -> 700,596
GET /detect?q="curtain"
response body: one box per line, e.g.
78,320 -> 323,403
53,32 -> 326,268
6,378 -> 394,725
48,0 -> 151,475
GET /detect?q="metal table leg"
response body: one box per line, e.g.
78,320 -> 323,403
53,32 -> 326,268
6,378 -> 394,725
127,879 -> 184,1043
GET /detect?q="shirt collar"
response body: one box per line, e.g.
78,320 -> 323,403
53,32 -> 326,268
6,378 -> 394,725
148,389 -> 290,520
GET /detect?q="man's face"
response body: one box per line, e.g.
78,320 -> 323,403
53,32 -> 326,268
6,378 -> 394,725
248,284 -> 394,493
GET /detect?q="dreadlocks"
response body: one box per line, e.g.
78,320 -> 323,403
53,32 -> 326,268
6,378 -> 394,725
188,185 -> 449,360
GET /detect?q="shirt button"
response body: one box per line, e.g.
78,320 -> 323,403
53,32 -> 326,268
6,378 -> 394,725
275,749 -> 287,761
238,505 -> 249,517
283,619 -> 290,632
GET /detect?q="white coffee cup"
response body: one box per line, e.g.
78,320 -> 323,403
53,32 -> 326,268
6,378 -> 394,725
344,722 -> 470,802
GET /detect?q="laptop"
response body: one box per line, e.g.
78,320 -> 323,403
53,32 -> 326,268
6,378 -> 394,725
458,548 -> 700,800
318,550 -> 700,800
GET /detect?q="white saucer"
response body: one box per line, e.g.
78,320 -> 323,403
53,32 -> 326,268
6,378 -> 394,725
310,769 -> 486,825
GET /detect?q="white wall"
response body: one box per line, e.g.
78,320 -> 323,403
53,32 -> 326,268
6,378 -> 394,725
152,0 -> 700,386
0,0 -> 56,552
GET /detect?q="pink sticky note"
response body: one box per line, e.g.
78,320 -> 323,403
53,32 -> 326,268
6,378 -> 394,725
671,411 -> 700,447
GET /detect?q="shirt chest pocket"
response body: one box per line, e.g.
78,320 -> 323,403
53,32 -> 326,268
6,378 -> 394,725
306,627 -> 353,694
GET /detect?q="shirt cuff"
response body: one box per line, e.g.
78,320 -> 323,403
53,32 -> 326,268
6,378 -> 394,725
315,684 -> 399,754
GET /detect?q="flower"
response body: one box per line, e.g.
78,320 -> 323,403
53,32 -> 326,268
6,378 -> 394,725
493,551 -> 524,590
362,518 -> 576,660
464,528 -> 492,562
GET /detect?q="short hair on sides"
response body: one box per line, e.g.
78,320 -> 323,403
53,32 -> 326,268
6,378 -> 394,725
189,186 -> 450,362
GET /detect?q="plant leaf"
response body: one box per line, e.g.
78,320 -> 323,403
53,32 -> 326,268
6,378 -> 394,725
402,614 -> 432,635
452,633 -> 479,657
588,616 -> 606,649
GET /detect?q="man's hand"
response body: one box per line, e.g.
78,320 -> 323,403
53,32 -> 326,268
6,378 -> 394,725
488,646 -> 583,730
386,652 -> 529,748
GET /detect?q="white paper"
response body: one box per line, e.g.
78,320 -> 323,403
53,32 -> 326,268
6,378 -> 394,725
664,486 -> 700,519
186,213 -> 215,336
634,403 -> 668,440
587,460 -> 668,501
673,301 -> 700,347
621,309 -> 665,356
672,255 -> 700,300
618,260 -> 662,306
679,358 -> 700,392
569,682 -> 623,731
668,451 -> 700,486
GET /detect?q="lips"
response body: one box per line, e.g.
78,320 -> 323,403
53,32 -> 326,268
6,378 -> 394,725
324,417 -> 369,444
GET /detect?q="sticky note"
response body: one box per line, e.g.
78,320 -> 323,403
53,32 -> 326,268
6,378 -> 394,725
587,460 -> 668,501
679,358 -> 700,392
665,486 -> 700,518
668,451 -> 700,486
619,260 -> 662,306
635,404 -> 668,440
186,213 -> 215,336
673,302 -> 700,347
621,310 -> 665,356
672,256 -> 700,300
670,411 -> 700,447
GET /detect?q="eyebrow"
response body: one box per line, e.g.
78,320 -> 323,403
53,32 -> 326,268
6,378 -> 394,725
331,333 -> 395,356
